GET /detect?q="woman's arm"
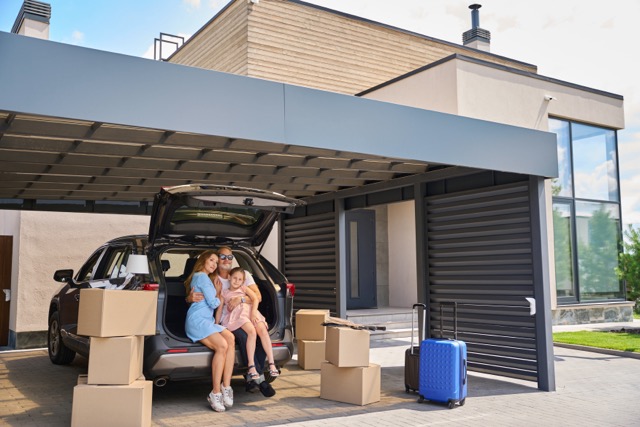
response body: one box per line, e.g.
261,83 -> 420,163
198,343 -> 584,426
194,274 -> 220,310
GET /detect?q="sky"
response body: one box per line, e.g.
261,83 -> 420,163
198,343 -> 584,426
1,0 -> 639,228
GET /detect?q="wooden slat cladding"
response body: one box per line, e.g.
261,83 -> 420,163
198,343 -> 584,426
170,0 -> 536,95
169,0 -> 249,75
425,180 -> 539,382
282,212 -> 337,312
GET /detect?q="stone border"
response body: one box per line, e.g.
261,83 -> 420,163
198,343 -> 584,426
554,343 -> 640,360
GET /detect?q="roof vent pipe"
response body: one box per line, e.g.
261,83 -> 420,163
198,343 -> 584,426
462,4 -> 491,52
470,4 -> 481,28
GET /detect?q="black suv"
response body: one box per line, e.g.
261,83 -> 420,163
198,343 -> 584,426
48,184 -> 303,386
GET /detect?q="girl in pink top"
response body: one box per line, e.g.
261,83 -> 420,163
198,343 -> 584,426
217,267 -> 279,379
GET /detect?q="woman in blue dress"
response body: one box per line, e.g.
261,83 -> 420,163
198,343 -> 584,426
184,250 -> 235,412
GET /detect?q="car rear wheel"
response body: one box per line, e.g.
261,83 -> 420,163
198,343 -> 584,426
48,311 -> 75,365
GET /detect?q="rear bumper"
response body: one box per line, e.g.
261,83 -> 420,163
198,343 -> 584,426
144,333 -> 293,382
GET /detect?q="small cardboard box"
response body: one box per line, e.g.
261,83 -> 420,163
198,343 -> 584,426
295,309 -> 329,341
88,336 -> 144,385
71,379 -> 153,427
298,340 -> 326,370
77,288 -> 157,337
320,362 -> 380,405
325,326 -> 370,367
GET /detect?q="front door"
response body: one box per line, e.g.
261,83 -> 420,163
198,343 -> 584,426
0,236 -> 13,347
346,210 -> 377,309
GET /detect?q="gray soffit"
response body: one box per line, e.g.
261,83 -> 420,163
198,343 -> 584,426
0,31 -> 557,203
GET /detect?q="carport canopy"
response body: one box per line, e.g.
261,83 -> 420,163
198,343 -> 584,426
0,31 -> 557,208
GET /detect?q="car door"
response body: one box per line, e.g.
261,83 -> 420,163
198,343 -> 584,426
62,245 -> 133,337
59,247 -> 104,335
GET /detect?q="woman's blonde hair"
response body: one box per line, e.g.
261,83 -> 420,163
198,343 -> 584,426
184,250 -> 218,294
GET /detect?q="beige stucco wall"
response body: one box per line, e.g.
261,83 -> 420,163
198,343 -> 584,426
17,19 -> 49,40
362,57 -> 624,132
388,201 -> 417,307
13,211 -> 149,333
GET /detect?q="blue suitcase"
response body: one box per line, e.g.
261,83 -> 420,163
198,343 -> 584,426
418,302 -> 467,409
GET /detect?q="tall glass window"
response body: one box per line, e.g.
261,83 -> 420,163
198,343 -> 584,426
549,118 -> 623,303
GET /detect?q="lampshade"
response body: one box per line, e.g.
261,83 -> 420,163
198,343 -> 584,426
126,254 -> 150,275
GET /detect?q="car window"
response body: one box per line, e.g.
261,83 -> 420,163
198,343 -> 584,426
98,247 -> 131,280
76,249 -> 104,282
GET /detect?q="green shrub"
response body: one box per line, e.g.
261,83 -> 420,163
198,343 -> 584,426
616,225 -> 640,313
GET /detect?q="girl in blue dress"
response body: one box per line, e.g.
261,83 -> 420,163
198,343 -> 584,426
184,250 -> 235,412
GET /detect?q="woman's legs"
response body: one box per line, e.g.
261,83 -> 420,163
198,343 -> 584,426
220,329 -> 235,387
240,322 -> 258,376
199,332 -> 229,393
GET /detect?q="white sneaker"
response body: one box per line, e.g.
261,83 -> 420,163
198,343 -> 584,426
207,392 -> 225,412
221,384 -> 234,408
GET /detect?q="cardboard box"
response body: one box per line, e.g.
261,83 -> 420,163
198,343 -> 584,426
88,336 -> 144,385
298,340 -> 326,370
77,289 -> 157,337
325,326 -> 370,367
320,362 -> 380,405
71,379 -> 153,427
295,309 -> 329,341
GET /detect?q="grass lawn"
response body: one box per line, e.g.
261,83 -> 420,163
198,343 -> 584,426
553,331 -> 640,353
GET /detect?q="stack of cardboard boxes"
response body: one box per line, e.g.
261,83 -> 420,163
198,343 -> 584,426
71,289 -> 158,427
295,309 -> 381,406
296,309 -> 329,370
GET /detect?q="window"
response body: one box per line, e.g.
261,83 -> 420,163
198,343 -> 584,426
99,246 -> 131,280
76,249 -> 104,282
550,118 -> 623,303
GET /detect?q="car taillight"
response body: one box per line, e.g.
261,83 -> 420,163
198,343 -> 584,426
143,283 -> 159,291
286,283 -> 295,297
272,343 -> 284,347
166,348 -> 189,353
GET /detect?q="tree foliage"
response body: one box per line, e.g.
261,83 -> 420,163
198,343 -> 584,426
616,225 -> 640,312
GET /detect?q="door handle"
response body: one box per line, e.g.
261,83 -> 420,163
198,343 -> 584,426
74,294 -> 80,302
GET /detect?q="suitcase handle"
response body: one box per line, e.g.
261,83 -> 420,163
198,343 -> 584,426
439,302 -> 458,340
410,303 -> 426,354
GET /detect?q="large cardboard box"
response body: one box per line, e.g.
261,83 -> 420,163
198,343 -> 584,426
325,326 -> 370,367
295,309 -> 329,341
320,362 -> 380,405
71,379 -> 153,427
298,340 -> 326,370
88,336 -> 144,385
77,289 -> 157,337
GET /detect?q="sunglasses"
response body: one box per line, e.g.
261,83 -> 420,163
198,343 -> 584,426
219,254 -> 234,260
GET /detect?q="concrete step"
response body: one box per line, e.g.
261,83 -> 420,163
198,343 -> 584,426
343,308 -> 422,341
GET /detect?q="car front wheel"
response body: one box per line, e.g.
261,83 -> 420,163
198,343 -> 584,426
48,311 -> 75,365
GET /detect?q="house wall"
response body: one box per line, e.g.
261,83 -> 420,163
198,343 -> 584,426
388,201 -> 417,307
361,57 -> 624,131
169,0 -> 249,75
4,211 -> 149,347
170,0 -> 536,95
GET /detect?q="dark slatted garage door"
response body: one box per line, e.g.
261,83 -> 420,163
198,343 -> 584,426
282,211 -> 337,312
425,180 -> 539,382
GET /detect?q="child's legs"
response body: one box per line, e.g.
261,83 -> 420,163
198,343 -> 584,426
255,321 -> 275,364
240,322 -> 257,372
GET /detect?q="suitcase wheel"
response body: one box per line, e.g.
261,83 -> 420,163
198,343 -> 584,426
405,385 -> 410,393
418,396 -> 424,403
448,401 -> 455,409
460,398 -> 466,406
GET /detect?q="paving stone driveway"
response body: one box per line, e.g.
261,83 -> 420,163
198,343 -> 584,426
1,341 -> 639,426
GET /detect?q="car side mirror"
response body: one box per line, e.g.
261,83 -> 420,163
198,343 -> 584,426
53,269 -> 74,283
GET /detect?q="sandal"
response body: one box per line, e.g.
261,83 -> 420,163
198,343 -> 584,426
247,364 -> 260,380
268,362 -> 280,378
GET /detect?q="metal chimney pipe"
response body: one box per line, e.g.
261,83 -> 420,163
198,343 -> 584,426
469,4 -> 482,29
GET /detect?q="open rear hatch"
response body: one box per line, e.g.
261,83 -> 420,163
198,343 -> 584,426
149,184 -> 304,247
